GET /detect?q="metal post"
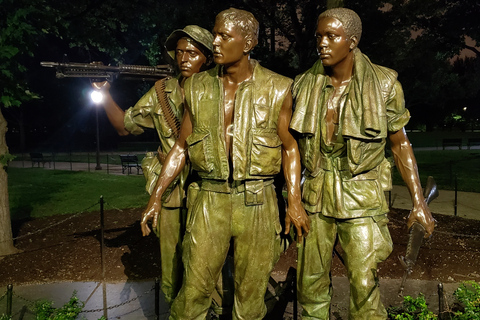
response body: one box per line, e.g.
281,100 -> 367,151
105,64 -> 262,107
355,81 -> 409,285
107,153 -> 109,175
6,284 -> 13,317
155,277 -> 160,320
454,174 -> 458,217
88,153 -> 90,172
438,283 -> 444,320
53,153 -> 56,170
69,152 -> 73,171
95,108 -> 102,170
100,196 -> 107,319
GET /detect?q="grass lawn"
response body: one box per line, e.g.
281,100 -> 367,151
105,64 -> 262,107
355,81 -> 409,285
7,168 -> 149,220
392,149 -> 480,192
6,149 -> 479,220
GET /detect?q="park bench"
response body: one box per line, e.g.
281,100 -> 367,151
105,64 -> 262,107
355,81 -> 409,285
467,138 -> 480,149
442,138 -> 462,150
119,154 -> 142,175
29,152 -> 50,168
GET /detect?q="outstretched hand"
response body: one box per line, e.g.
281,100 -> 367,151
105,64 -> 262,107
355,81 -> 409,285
140,201 -> 161,237
91,80 -> 110,91
285,201 -> 310,243
407,201 -> 435,238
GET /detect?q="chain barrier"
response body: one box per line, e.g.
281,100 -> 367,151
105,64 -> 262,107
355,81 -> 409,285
81,285 -> 155,314
103,200 -> 124,212
3,285 -> 155,318
389,216 -> 480,239
0,201 -> 100,247
11,291 -> 37,318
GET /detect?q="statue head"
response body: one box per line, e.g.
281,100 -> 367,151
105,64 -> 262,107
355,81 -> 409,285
318,8 -> 362,46
214,8 -> 259,53
165,25 -> 214,77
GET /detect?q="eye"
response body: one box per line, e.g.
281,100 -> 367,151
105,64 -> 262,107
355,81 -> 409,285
188,51 -> 198,58
176,50 -> 183,56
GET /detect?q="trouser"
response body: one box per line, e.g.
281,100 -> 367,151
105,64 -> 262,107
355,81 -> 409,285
170,180 -> 281,320
156,206 -> 185,305
297,213 -> 393,320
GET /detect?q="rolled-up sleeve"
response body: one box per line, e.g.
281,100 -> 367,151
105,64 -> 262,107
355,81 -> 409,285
386,81 -> 410,133
123,87 -> 157,135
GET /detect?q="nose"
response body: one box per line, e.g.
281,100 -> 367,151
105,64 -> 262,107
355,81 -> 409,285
181,52 -> 189,62
317,36 -> 327,48
213,35 -> 221,46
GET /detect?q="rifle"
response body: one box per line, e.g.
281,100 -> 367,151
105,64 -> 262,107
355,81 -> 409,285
40,61 -> 174,82
398,176 -> 439,296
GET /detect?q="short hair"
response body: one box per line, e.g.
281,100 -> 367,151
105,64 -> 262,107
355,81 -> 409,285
216,8 -> 259,49
318,8 -> 362,44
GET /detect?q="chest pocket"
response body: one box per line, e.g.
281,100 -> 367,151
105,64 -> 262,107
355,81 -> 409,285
186,128 -> 214,173
249,129 -> 282,176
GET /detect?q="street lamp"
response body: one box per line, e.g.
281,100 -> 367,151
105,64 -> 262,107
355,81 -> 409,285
91,90 -> 104,170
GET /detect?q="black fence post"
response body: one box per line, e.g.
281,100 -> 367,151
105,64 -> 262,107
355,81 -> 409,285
107,154 -> 109,175
454,174 -> 458,217
100,196 -> 108,319
155,277 -> 160,320
6,284 -> 13,317
438,283 -> 444,320
88,153 -> 91,172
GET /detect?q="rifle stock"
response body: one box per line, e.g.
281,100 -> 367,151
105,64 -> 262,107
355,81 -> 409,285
41,61 -> 174,82
398,176 -> 438,296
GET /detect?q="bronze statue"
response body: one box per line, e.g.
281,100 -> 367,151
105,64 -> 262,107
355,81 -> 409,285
91,25 -> 214,305
141,8 -> 309,319
290,8 -> 436,319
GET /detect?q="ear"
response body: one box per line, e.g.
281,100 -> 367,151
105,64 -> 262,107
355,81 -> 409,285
244,38 -> 254,54
349,36 -> 358,50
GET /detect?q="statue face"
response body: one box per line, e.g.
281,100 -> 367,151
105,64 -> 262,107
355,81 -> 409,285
175,38 -> 208,78
212,20 -> 246,66
315,17 -> 354,68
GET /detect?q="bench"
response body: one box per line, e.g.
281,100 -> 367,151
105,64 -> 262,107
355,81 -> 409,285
119,155 -> 142,175
442,138 -> 462,150
467,138 -> 480,149
30,152 -> 50,167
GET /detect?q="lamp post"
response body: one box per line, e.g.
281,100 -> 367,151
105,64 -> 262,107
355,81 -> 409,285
91,90 -> 103,170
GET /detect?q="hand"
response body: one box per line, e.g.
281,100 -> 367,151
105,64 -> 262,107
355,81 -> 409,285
285,201 -> 310,243
140,201 -> 161,236
91,80 -> 110,91
407,201 -> 436,238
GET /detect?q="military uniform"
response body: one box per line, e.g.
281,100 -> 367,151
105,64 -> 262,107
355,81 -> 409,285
169,61 -> 291,320
124,75 -> 189,304
291,48 -> 410,319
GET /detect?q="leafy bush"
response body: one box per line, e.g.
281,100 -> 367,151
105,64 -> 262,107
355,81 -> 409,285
453,281 -> 480,320
388,293 -> 438,319
34,292 -> 84,320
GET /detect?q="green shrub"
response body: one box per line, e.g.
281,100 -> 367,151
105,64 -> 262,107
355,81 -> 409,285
34,292 -> 84,320
388,294 -> 438,319
453,281 -> 480,320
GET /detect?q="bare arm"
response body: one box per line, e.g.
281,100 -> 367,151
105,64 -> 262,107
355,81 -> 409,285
277,91 -> 310,242
91,81 -> 129,136
389,128 -> 435,237
140,105 -> 193,236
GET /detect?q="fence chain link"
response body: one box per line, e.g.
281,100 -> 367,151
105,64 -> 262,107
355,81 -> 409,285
81,285 -> 155,313
0,201 -> 100,246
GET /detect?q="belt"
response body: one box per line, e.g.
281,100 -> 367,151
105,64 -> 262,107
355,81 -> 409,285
318,154 -> 349,171
200,179 -> 274,194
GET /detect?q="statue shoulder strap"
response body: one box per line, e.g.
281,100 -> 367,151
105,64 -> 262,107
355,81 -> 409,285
154,78 -> 180,138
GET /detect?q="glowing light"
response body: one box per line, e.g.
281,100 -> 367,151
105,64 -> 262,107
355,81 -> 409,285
90,90 -> 104,104
463,107 -> 467,111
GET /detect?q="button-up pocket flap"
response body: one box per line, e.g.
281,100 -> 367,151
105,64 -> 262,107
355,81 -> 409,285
252,134 -> 282,148
186,129 -> 210,146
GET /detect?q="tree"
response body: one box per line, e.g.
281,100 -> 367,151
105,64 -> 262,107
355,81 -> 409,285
0,0 -> 44,257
